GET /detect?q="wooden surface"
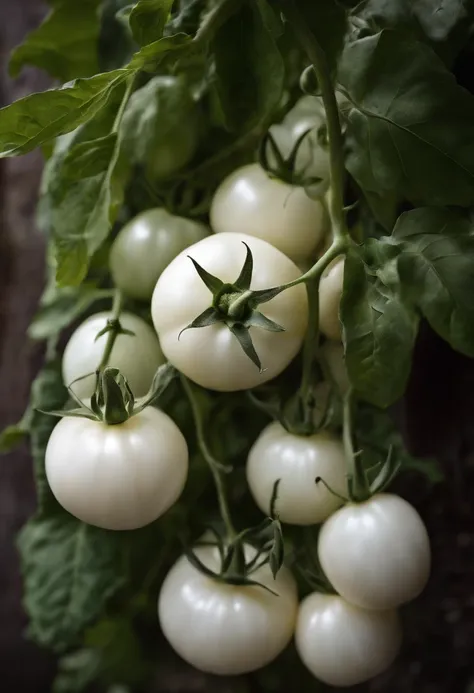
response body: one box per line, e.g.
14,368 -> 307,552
0,2 -> 473,692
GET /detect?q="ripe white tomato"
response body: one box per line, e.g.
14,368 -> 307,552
246,422 -> 347,525
110,209 -> 209,301
45,407 -> 188,530
318,493 -> 431,609
151,233 -> 308,391
296,593 -> 402,686
62,311 -> 165,399
210,163 -> 325,265
158,543 -> 298,675
319,258 -> 344,341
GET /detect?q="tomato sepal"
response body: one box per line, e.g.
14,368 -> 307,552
178,242 -> 287,371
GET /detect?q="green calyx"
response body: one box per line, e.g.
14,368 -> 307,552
41,364 -> 176,426
180,242 -> 285,371
185,481 -> 284,592
316,444 -> 401,505
258,128 -> 323,188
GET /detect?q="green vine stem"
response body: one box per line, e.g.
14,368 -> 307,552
180,375 -> 236,540
98,289 -> 125,371
282,2 -> 347,244
298,276 -> 320,426
342,387 -> 356,481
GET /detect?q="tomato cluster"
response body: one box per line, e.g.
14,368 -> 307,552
44,95 -> 431,687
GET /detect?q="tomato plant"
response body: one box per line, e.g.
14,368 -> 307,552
1,0 -> 472,690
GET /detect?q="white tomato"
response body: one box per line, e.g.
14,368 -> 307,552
110,209 -> 209,301
151,233 -> 308,391
45,407 -> 188,530
62,311 -> 165,399
318,493 -> 431,609
246,422 -> 347,525
210,163 -> 325,265
296,593 -> 402,686
158,543 -> 298,675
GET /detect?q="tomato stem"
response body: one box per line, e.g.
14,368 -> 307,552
281,1 -> 348,246
98,289 -> 124,371
180,375 -> 236,540
298,275 -> 321,427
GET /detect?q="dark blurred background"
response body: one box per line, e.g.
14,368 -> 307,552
0,1 -> 474,692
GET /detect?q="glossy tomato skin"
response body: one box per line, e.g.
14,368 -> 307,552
110,209 -> 209,301
45,407 -> 188,530
296,593 -> 402,687
62,311 -> 165,399
319,258 -> 344,341
210,164 -> 325,265
318,493 -> 431,609
246,422 -> 347,525
158,543 -> 298,675
151,232 -> 308,392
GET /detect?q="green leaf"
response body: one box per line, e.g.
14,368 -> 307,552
0,424 -> 29,453
355,402 -> 443,485
98,0 -> 137,71
341,247 -> 419,407
29,360 -> 69,511
254,0 -> 284,38
83,618 -> 147,687
0,69 -> 128,158
292,0 -> 348,74
51,89 -> 131,286
340,31 -> 474,208
19,515 -> 127,651
120,74 -> 196,170
53,650 -> 101,693
212,2 -> 284,132
128,33 -> 191,71
351,0 -> 474,65
9,0 -> 102,82
129,0 -> 174,46
29,283 -> 111,340
392,207 -> 474,357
